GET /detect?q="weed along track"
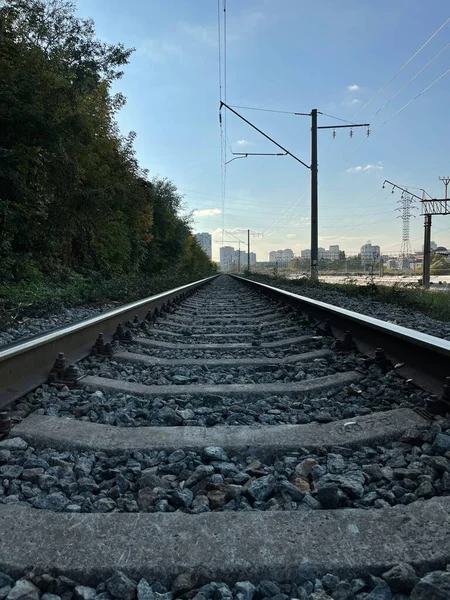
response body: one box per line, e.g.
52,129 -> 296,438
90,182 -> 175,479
1,275 -> 450,598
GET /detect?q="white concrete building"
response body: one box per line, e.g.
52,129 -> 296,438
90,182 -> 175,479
269,249 -> 294,262
219,246 -> 235,271
195,232 -> 212,258
219,246 -> 257,271
301,245 -> 341,261
360,241 -> 381,263
327,245 -> 341,260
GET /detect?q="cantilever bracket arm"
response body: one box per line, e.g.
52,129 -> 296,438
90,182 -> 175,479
225,156 -> 247,165
220,101 -> 310,170
382,180 -> 426,201
232,152 -> 288,157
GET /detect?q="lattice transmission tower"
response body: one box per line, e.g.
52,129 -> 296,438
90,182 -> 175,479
439,176 -> 450,199
396,191 -> 416,268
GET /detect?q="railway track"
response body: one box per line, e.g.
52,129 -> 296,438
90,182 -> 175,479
1,274 -> 450,599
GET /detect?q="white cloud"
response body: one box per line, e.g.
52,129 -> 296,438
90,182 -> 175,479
286,233 -> 297,239
182,23 -> 217,46
236,139 -> 253,146
182,10 -> 265,48
348,84 -> 359,91
193,208 -> 222,217
351,98 -> 359,104
346,163 -> 383,174
140,39 -> 181,62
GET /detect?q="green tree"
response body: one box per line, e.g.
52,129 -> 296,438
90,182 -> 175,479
0,0 -> 215,285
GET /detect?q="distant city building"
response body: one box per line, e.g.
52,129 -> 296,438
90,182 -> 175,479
269,249 -> 294,262
220,246 -> 235,271
360,241 -> 381,263
219,246 -> 257,271
327,245 -> 341,260
195,232 -> 212,258
301,245 -> 341,261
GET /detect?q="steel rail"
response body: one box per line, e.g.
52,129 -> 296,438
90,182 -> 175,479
233,275 -> 450,397
0,275 -> 217,407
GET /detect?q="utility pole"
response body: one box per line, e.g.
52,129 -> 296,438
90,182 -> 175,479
423,214 -> 432,288
219,102 -> 369,282
311,109 -> 318,280
247,229 -> 250,273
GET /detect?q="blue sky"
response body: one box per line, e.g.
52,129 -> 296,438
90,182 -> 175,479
77,0 -> 450,261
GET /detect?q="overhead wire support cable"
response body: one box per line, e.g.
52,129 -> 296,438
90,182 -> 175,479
228,104 -> 310,115
319,112 -> 359,124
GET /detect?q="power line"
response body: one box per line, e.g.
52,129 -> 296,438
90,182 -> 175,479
343,34 -> 450,165
374,41 -> 450,117
382,66 -> 450,125
343,63 -> 450,164
263,191 -> 308,236
352,17 -> 450,119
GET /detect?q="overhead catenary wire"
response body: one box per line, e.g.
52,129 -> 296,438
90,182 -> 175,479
223,0 -> 228,244
217,0 -> 225,245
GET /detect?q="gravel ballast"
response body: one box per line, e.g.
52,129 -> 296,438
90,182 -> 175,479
0,304 -> 115,348
246,275 -> 450,340
0,564 -> 449,600
1,417 -> 449,514
21,362 -> 428,428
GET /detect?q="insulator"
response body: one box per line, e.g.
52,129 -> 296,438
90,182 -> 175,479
332,129 -> 336,139
367,127 -> 371,137
349,129 -> 353,138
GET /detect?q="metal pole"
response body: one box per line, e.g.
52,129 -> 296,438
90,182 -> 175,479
423,214 -> 432,288
247,229 -> 250,273
238,241 -> 241,273
311,109 -> 318,281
